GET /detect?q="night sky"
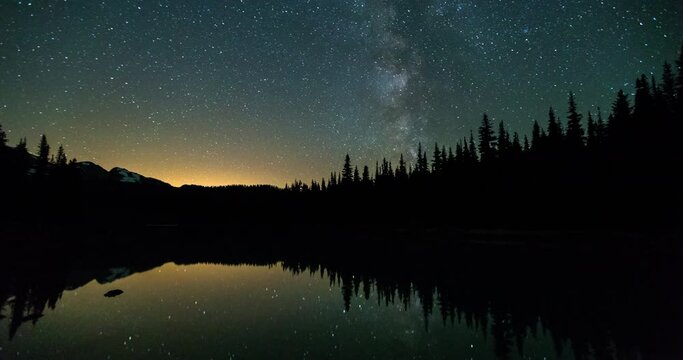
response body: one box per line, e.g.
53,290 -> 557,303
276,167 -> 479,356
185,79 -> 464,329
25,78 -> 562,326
1,1 -> 681,186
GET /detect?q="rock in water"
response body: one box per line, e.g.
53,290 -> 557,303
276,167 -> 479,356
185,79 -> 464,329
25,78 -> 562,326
104,289 -> 124,298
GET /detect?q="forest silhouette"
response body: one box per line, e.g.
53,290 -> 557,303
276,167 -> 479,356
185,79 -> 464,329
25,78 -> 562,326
1,46 -> 682,231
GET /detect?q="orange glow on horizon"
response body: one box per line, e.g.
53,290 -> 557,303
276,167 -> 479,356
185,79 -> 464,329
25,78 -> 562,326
127,166 -> 286,188
99,161 -> 293,188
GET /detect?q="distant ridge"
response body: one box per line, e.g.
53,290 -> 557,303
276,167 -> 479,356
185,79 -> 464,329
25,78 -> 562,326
74,161 -> 172,187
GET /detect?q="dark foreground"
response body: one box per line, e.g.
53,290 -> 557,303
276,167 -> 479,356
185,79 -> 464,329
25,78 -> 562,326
0,226 -> 681,359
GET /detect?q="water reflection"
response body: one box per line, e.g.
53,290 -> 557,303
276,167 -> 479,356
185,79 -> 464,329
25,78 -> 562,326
0,231 -> 680,359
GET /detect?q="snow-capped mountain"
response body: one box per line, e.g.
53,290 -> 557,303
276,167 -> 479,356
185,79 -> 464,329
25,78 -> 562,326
110,167 -> 143,184
74,162 -> 171,187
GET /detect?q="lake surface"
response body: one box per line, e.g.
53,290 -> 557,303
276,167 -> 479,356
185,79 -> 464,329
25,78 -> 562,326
0,227 -> 681,359
1,262 -> 568,360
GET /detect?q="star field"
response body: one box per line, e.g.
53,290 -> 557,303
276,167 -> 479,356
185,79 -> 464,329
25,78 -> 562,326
1,0 -> 681,186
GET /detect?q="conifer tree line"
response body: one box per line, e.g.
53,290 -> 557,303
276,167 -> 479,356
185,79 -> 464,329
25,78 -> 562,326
287,46 -> 683,197
0,129 -> 78,180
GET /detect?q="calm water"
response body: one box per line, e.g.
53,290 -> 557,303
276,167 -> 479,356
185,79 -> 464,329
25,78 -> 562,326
1,228 -> 681,360
0,262 -> 567,360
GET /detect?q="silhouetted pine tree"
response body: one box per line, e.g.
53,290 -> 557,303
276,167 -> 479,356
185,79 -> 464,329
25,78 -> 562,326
596,108 -> 607,143
446,147 -> 455,172
341,154 -> 353,186
608,90 -> 631,142
420,146 -> 429,175
478,114 -> 496,163
361,165 -> 371,186
55,145 -> 67,167
353,166 -> 360,184
396,154 -> 408,182
414,143 -> 429,176
455,142 -> 464,164
633,75 -> 654,123
37,135 -> 50,176
383,159 -> 394,178
432,143 -> 442,174
376,158 -> 395,187
329,172 -> 337,188
497,120 -> 510,159
531,120 -> 542,151
511,132 -> 522,159
586,112 -> 598,150
468,131 -> 479,164
546,107 -> 563,149
565,92 -> 584,150
415,144 -> 424,176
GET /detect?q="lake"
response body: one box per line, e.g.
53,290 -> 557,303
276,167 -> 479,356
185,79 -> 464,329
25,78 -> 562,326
2,262 -> 568,360
0,228 -> 680,359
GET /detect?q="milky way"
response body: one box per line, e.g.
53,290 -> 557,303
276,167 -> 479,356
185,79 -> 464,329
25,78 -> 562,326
1,0 -> 681,186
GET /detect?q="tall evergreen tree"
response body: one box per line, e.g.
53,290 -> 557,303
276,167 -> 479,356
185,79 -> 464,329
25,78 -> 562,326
497,120 -> 510,159
361,165 -> 371,185
565,92 -> 585,149
633,74 -> 654,123
415,143 -> 425,175
478,114 -> 496,163
608,90 -> 631,140
546,107 -> 563,146
56,145 -> 68,167
510,132 -> 522,158
353,166 -> 360,184
455,142 -> 464,164
447,147 -> 455,168
417,144 -> 429,174
341,154 -> 353,185
586,112 -> 598,149
596,108 -> 607,143
468,131 -> 479,163
396,154 -> 408,181
37,134 -> 50,176
432,143 -> 442,173
531,120 -> 542,151
378,158 -> 394,181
